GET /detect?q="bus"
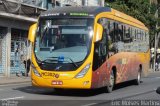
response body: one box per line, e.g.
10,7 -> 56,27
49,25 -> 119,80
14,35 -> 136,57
28,6 -> 150,92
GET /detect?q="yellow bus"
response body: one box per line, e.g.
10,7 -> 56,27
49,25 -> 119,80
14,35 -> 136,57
28,6 -> 150,92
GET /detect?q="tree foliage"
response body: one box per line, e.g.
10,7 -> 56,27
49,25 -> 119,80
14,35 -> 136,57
105,0 -> 158,39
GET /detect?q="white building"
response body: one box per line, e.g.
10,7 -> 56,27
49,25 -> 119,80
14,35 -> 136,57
53,0 -> 104,7
0,0 -> 48,77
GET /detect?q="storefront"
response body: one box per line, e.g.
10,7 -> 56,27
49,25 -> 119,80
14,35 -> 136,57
0,16 -> 35,77
10,29 -> 28,74
0,0 -> 46,77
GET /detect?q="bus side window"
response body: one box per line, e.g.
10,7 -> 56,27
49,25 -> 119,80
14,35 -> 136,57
117,24 -> 123,41
107,20 -> 117,56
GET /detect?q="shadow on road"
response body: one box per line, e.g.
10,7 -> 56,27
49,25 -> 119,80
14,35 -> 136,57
13,80 -> 140,97
114,80 -> 142,90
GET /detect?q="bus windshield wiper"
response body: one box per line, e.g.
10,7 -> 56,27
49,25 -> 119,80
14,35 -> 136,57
49,56 -> 78,68
40,58 -> 58,65
67,57 -> 78,68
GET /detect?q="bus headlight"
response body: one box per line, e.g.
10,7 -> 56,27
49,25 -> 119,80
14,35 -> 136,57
31,64 -> 41,77
33,68 -> 41,77
75,63 -> 90,78
31,63 -> 41,77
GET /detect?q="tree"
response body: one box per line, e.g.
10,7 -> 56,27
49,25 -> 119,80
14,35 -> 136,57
105,0 -> 157,41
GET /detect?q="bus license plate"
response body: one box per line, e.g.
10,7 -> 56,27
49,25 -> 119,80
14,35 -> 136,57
52,80 -> 63,85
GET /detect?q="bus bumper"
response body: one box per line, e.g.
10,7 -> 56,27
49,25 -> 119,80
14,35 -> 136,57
31,73 -> 91,89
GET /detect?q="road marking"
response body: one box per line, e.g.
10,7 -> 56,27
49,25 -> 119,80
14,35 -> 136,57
82,103 -> 97,106
0,96 -> 24,101
155,77 -> 160,79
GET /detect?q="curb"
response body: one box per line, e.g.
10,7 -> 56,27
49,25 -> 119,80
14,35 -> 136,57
0,80 -> 31,85
0,77 -> 31,85
149,71 -> 160,74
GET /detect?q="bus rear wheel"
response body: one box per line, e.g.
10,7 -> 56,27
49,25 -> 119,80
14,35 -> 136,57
106,71 -> 115,93
134,69 -> 141,85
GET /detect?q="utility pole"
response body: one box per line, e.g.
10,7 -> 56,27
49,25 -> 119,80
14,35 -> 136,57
154,6 -> 159,71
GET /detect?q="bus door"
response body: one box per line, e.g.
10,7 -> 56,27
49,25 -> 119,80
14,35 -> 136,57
92,22 -> 108,88
122,26 -> 137,81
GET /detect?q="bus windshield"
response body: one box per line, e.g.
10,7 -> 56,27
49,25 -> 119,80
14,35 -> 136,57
34,18 -> 93,64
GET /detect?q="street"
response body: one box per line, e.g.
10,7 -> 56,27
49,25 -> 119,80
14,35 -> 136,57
0,73 -> 160,106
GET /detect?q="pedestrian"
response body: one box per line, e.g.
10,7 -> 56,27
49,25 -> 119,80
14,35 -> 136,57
23,58 -> 31,77
16,55 -> 25,77
24,40 -> 31,77
155,62 -> 158,71
157,55 -> 160,71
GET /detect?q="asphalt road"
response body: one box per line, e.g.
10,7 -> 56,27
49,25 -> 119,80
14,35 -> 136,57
0,73 -> 160,106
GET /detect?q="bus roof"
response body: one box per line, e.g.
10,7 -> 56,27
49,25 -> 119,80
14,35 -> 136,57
40,6 -> 148,31
41,6 -> 111,16
111,9 -> 147,30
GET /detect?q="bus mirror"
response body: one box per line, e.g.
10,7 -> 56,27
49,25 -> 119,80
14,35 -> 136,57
28,23 -> 37,43
94,23 -> 103,42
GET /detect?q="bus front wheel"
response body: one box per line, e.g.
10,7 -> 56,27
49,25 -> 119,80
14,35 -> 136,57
106,71 -> 115,93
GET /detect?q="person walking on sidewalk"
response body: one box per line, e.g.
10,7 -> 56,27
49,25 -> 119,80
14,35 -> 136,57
23,58 -> 31,77
16,54 -> 31,77
157,55 -> 160,71
16,47 -> 26,77
24,40 -> 32,77
16,40 -> 32,77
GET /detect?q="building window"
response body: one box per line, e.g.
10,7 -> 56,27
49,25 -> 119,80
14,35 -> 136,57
22,0 -> 48,9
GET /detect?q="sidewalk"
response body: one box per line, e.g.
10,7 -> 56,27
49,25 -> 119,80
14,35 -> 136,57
0,75 -> 31,85
148,70 -> 160,78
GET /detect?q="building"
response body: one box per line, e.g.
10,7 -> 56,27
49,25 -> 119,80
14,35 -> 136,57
0,0 -> 104,77
55,0 -> 104,6
0,0 -> 51,77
